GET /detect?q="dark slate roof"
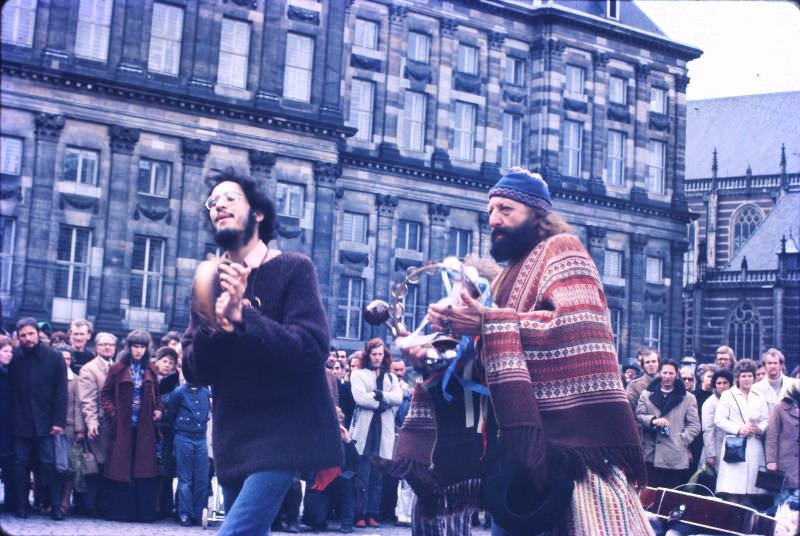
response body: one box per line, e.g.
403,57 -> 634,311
686,92 -> 800,178
552,1 -> 667,35
727,192 -> 800,270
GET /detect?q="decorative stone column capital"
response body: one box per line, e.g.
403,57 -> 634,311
488,31 -> 505,50
34,113 -> 65,141
109,125 -> 141,154
675,75 -> 690,93
181,138 -> 210,167
390,5 -> 408,22
636,63 -> 651,81
592,51 -> 610,68
376,194 -> 398,217
428,203 -> 450,226
313,162 -> 341,186
631,233 -> 649,250
441,19 -> 458,37
248,150 -> 277,173
588,225 -> 607,247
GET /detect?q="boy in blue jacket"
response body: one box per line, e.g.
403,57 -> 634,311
166,381 -> 211,527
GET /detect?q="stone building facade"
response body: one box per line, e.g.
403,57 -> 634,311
1,0 -> 699,362
683,92 -> 800,368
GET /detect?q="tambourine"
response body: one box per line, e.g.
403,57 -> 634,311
191,256 -> 227,332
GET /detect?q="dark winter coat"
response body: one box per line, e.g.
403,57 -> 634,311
9,342 -> 67,437
0,364 -> 12,456
100,359 -> 163,482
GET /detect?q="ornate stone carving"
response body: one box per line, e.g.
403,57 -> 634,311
109,125 -> 140,154
503,88 -> 526,104
339,250 -> 369,266
34,113 -> 65,141
134,196 -> 171,223
588,225 -> 607,247
592,51 -> 610,68
605,284 -> 625,297
563,97 -> 588,113
488,31 -> 505,50
376,193 -> 398,216
276,217 -> 304,239
631,233 -> 649,250
313,162 -> 341,185
607,104 -> 631,123
350,54 -> 382,72
648,112 -> 671,132
404,64 -> 432,83
390,5 -> 408,22
645,288 -> 667,303
395,257 -> 420,271
59,192 -> 99,214
635,63 -> 650,81
287,5 -> 320,25
428,203 -> 450,225
181,138 -> 210,166
441,19 -> 458,37
248,150 -> 277,173
453,72 -> 482,94
431,149 -> 451,170
675,75 -> 690,93
532,38 -> 564,60
478,212 -> 489,228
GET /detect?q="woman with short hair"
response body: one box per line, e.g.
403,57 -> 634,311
714,359 -> 769,503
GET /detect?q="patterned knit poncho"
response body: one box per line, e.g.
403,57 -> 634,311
393,233 -> 645,489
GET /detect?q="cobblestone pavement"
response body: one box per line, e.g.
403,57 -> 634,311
0,514 -> 492,535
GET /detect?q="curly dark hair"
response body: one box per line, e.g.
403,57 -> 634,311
205,167 -> 276,242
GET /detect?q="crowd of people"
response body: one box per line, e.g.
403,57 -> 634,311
624,345 -> 799,514
0,316 -> 426,531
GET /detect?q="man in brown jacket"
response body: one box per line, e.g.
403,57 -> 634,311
77,331 -> 116,517
626,347 -> 661,413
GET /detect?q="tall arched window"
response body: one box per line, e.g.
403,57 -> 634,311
727,302 -> 761,360
731,204 -> 763,256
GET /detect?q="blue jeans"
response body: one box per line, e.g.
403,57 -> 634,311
220,470 -> 294,536
355,455 -> 382,519
174,433 -> 209,520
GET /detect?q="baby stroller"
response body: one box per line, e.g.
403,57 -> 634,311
202,474 -> 225,529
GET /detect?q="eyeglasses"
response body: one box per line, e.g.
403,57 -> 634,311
682,377 -> 695,383
96,342 -> 115,347
205,190 -> 244,211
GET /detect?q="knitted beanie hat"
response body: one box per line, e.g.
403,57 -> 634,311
488,167 -> 552,211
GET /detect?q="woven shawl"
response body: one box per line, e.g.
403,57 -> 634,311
482,233 -> 645,483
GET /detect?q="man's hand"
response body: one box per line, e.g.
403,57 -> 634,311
340,425 -> 351,443
50,426 -> 64,435
75,431 -> 84,442
216,261 -> 251,327
87,423 -> 99,439
153,409 -> 163,421
427,288 -> 483,337
652,417 -> 668,428
767,462 -> 777,471
706,456 -> 716,467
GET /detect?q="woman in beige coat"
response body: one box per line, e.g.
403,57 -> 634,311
714,359 -> 769,502
348,338 -> 402,527
54,344 -> 85,515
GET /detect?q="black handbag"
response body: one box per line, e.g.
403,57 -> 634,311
723,435 -> 747,463
755,466 -> 787,492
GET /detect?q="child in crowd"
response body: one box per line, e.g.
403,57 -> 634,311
153,347 -> 180,518
166,379 -> 211,527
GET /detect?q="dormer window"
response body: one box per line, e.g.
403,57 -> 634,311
606,0 -> 620,20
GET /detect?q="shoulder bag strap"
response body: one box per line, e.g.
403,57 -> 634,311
731,392 -> 746,433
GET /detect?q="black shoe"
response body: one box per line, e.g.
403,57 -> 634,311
179,514 -> 192,527
15,508 -> 28,519
50,509 -> 65,521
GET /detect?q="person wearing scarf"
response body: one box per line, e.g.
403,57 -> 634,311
348,338 -> 402,528
635,360 -> 701,489
100,329 -> 163,522
393,168 -> 652,535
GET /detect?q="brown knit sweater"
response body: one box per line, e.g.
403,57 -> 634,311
183,252 -> 343,486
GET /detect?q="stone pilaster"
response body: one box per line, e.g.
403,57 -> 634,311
319,0 -> 347,122
188,2 -> 215,92
256,0 -> 285,106
170,138 -> 210,329
477,212 -> 490,258
373,194 -> 398,339
590,52 -> 610,182
587,226 -> 607,273
117,1 -> 146,75
668,241 -> 688,359
632,63 -> 651,193
95,125 -> 141,332
248,150 -> 277,199
427,204 -> 450,303
536,38 -> 565,174
43,0 -> 70,60
485,31 -> 505,167
311,162 -> 341,317
18,114 -> 65,319
628,233 -> 648,350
